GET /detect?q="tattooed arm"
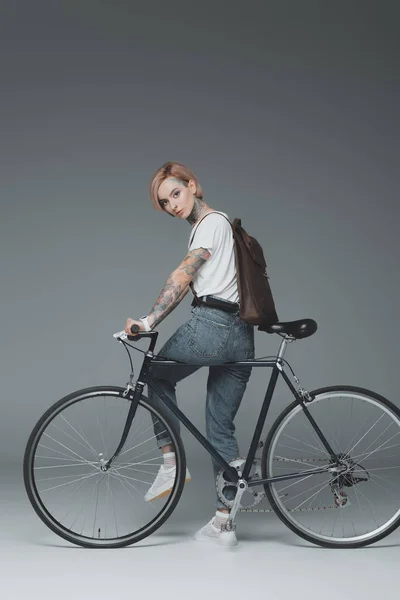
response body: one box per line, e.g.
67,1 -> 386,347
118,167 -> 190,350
146,247 -> 211,329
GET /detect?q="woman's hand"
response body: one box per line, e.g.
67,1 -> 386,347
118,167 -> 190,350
124,318 -> 146,335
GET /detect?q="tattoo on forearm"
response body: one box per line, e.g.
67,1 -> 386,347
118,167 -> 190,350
148,276 -> 185,328
148,248 -> 210,328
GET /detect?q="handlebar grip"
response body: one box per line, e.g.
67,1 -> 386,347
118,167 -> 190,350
130,324 -> 140,335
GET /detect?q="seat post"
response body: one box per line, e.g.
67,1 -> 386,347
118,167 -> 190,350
277,335 -> 293,360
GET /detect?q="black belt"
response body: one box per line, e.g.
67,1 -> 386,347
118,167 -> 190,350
191,294 -> 240,314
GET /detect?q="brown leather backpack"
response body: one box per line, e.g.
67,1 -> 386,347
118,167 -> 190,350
189,212 -> 279,330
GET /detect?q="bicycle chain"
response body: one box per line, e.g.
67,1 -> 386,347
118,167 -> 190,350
239,504 -> 336,512
237,456 -> 337,513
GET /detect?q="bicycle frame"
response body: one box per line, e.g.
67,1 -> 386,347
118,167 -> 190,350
108,332 -> 339,487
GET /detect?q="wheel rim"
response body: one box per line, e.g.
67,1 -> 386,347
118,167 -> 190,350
25,390 -> 183,546
266,391 -> 400,545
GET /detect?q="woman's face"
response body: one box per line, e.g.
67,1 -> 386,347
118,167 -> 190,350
157,177 -> 197,219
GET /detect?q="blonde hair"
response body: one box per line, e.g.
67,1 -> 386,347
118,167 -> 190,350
149,161 -> 204,211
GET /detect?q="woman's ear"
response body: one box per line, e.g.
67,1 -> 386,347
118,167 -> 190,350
188,179 -> 197,196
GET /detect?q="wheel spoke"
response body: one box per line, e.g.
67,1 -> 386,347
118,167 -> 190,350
39,470 -> 101,493
281,432 -> 329,458
41,432 -> 96,466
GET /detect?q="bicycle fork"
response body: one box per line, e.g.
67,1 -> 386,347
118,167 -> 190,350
102,381 -> 144,470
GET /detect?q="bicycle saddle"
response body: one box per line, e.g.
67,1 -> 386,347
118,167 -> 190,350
264,318 -> 317,339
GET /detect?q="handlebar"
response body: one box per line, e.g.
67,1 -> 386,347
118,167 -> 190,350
113,326 -> 158,351
112,324 -> 142,340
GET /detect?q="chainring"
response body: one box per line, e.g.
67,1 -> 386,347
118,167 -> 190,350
216,457 -> 265,510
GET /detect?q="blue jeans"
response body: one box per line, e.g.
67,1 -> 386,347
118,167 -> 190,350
147,303 -> 255,509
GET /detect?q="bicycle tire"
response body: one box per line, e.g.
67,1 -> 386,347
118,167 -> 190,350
23,386 -> 187,548
261,385 -> 400,548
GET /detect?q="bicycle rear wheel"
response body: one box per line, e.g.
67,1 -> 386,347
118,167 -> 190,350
24,386 -> 186,548
262,386 -> 400,548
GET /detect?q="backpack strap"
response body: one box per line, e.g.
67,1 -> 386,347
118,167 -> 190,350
189,211 -> 231,247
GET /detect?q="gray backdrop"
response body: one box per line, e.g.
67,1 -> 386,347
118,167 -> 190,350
1,0 -> 399,478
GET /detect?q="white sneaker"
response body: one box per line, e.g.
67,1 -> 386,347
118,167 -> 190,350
144,464 -> 191,502
194,517 -> 238,547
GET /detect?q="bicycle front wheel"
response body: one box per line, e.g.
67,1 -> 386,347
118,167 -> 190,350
24,386 -> 186,548
262,386 -> 400,548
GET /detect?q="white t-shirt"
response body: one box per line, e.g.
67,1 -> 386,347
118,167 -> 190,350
188,211 -> 239,303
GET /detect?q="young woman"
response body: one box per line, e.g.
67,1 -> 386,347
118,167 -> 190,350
124,161 -> 254,546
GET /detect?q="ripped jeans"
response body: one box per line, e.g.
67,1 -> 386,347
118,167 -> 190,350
147,304 -> 255,509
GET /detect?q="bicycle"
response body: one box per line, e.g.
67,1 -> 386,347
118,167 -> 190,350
23,318 -> 400,549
